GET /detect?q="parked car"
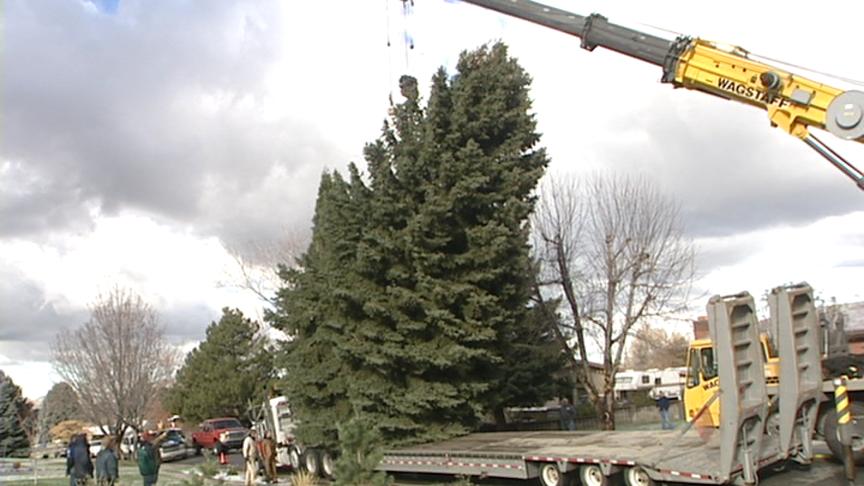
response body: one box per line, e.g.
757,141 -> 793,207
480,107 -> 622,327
30,442 -> 65,459
89,436 -> 104,458
119,430 -> 138,460
191,418 -> 248,455
158,429 -> 192,462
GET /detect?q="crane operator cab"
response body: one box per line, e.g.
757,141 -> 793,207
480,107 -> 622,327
684,335 -> 779,427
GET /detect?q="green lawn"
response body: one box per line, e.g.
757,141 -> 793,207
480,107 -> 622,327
1,459 -> 200,486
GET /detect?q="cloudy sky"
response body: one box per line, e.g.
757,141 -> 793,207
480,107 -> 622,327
2,0 -> 862,400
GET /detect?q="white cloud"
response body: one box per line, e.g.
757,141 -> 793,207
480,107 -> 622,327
695,211 -> 864,305
3,0 -> 864,399
2,357 -> 61,401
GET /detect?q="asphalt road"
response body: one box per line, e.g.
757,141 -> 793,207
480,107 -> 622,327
166,446 -> 861,486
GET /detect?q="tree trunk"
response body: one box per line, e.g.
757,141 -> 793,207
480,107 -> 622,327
493,407 -> 508,427
602,392 -> 616,430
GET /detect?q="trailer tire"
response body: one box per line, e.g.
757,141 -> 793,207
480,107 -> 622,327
823,401 -> 864,465
321,451 -> 336,479
624,467 -> 655,486
537,463 -> 574,486
579,464 -> 608,486
303,449 -> 321,476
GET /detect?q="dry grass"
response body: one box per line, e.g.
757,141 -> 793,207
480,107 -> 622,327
290,470 -> 319,486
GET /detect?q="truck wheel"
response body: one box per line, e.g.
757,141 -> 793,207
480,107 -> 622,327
194,442 -> 202,456
321,451 -> 336,478
303,449 -> 321,476
537,463 -> 574,486
579,465 -> 608,486
823,401 -> 864,465
624,467 -> 655,486
289,446 -> 301,469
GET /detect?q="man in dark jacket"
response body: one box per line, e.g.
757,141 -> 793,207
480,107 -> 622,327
559,398 -> 577,431
657,392 -> 673,430
138,431 -> 168,486
95,437 -> 119,486
66,434 -> 94,486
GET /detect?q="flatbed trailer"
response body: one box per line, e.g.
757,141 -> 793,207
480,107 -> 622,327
382,429 -> 747,485
379,285 -> 824,485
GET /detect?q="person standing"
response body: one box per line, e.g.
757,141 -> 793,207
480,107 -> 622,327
215,439 -> 229,466
66,434 -> 94,486
242,430 -> 259,486
137,431 -> 168,486
559,398 -> 577,431
259,431 -> 277,483
657,392 -> 672,430
95,437 -> 119,486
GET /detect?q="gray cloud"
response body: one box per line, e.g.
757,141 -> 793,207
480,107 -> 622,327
0,264 -> 226,362
0,268 -> 88,362
3,0 -> 339,246
694,239 -> 758,274
159,303 -> 222,344
1,0 -> 368,368
593,98 -> 862,237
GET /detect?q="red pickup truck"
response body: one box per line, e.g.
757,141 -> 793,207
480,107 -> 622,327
190,418 -> 248,454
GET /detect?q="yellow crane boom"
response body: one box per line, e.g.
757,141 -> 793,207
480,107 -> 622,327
459,0 -> 864,190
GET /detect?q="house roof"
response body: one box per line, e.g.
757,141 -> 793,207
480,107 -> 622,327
574,359 -> 604,370
838,302 -> 864,332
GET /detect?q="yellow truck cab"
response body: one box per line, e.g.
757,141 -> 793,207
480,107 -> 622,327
684,335 -> 779,426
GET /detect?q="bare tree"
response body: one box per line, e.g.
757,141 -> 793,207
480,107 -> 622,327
532,173 -> 695,429
623,324 -> 690,370
221,229 -> 309,309
51,287 -> 178,443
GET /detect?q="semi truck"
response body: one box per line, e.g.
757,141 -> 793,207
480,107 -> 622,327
375,285 -> 823,485
251,395 -> 329,475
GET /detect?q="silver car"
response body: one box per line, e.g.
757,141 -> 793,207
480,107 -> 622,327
158,429 -> 191,462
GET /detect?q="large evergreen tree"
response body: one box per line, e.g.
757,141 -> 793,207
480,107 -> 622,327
166,308 -> 274,423
269,168 -> 370,449
272,42 -> 555,447
37,382 -> 83,445
0,371 -> 32,457
347,43 -> 550,442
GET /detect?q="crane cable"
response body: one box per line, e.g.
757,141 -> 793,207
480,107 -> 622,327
401,0 -> 415,69
385,0 -> 416,106
385,0 -> 394,106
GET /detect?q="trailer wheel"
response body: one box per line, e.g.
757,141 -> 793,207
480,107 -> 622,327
823,401 -> 864,465
537,463 -> 574,486
321,451 -> 336,478
579,464 -> 608,486
303,449 -> 321,476
624,467 -> 655,486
